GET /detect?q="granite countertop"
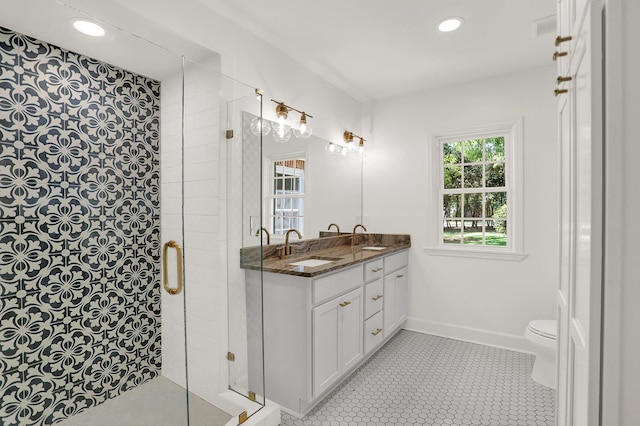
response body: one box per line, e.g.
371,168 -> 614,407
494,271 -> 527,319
240,233 -> 411,277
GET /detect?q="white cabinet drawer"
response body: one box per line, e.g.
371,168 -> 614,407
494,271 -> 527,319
364,278 -> 383,319
384,250 -> 408,273
364,259 -> 384,282
364,311 -> 384,355
313,265 -> 363,305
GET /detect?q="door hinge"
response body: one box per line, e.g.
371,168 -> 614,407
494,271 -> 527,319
226,129 -> 234,139
239,411 -> 248,424
227,352 -> 235,361
248,391 -> 256,402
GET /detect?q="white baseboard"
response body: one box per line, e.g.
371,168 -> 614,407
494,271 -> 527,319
404,317 -> 535,354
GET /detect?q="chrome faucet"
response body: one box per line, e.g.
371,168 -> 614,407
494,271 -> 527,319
328,223 -> 340,233
279,228 -> 302,258
256,227 -> 270,245
352,224 -> 367,248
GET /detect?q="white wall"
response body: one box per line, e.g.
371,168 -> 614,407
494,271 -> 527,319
112,0 -> 363,143
364,65 -> 559,351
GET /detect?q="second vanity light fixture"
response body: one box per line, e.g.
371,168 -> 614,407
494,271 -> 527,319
270,99 -> 313,142
345,130 -> 366,154
325,130 -> 366,156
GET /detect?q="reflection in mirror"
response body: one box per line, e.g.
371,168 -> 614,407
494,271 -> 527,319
242,111 -> 363,246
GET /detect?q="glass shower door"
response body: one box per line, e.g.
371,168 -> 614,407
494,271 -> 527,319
224,88 -> 267,421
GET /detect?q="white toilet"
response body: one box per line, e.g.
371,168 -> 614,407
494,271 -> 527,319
524,319 -> 557,389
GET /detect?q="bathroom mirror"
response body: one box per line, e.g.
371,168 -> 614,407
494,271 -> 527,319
242,111 -> 363,245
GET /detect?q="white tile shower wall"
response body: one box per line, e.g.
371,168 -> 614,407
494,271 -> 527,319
160,55 -> 229,406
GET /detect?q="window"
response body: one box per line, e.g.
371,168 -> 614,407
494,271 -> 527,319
269,158 -> 305,236
428,120 -> 525,260
442,137 -> 507,246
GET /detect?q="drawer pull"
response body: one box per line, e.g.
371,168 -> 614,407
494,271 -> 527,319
396,274 -> 404,278
555,35 -> 572,46
554,88 -> 568,96
372,294 -> 383,301
371,328 -> 383,336
371,267 -> 383,273
339,301 -> 351,308
557,75 -> 572,84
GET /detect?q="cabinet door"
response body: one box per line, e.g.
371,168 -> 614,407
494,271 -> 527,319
313,297 -> 340,397
383,273 -> 397,336
395,267 -> 408,325
312,287 -> 363,397
339,287 -> 363,372
384,267 -> 408,337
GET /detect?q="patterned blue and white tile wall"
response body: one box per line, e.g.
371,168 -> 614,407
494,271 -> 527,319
0,26 -> 161,425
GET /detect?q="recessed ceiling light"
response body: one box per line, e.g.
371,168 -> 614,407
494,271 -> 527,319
438,17 -> 464,32
72,19 -> 106,37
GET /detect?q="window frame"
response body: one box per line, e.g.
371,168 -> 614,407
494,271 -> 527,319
425,119 -> 527,261
264,153 -> 307,240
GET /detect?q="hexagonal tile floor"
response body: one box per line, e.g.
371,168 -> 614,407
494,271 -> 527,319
281,330 -> 554,425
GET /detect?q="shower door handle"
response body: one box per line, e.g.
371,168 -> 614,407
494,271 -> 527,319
163,240 -> 183,295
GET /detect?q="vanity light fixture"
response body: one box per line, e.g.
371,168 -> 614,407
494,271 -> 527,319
438,17 -> 464,32
344,130 -> 366,154
72,19 -> 106,37
270,99 -> 313,141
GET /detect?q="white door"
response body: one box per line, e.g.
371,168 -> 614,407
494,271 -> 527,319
556,1 -> 603,425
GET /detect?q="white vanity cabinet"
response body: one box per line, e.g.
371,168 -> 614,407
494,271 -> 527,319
247,248 -> 409,418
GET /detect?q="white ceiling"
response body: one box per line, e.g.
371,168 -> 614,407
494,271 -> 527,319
197,0 -> 557,101
0,0 -> 556,102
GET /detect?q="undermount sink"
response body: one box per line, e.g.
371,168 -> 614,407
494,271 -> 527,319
289,256 -> 342,268
361,246 -> 386,251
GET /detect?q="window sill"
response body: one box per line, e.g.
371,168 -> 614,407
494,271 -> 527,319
423,246 -> 528,262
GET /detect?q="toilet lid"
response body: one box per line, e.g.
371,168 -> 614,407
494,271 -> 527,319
528,320 -> 557,340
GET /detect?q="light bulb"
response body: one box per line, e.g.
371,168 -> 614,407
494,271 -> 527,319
438,17 -> 463,32
293,124 -> 312,139
250,116 -> 271,136
326,142 -> 337,153
341,146 -> 348,156
275,102 -> 289,125
73,19 -> 106,37
293,112 -> 312,139
272,123 -> 291,142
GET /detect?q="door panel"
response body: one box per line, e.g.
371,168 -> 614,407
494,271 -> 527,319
340,288 -> 364,372
556,1 -> 603,425
313,298 -> 341,397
